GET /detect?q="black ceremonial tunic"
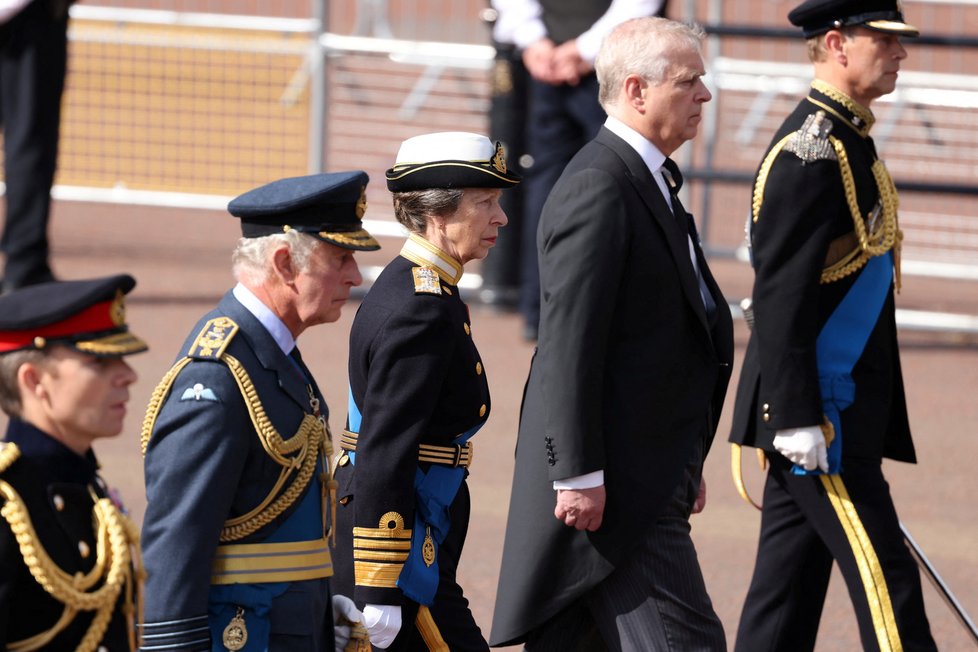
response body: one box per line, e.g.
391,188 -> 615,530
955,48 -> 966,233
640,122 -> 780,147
0,420 -> 135,651
333,235 -> 491,651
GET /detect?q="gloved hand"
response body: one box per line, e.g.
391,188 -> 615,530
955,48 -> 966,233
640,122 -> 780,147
363,604 -> 402,649
332,594 -> 362,651
773,425 -> 828,472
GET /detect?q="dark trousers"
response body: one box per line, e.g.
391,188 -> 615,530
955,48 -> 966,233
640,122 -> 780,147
519,73 -> 605,331
524,447 -> 725,652
0,0 -> 68,290
735,454 -> 936,652
481,42 -> 528,307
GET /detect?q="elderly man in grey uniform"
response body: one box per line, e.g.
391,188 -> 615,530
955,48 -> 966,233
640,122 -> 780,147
140,172 -> 378,651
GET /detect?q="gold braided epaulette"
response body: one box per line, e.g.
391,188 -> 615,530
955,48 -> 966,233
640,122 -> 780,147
188,317 -> 238,359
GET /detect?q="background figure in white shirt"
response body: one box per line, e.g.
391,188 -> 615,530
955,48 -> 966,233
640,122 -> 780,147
489,0 -> 665,340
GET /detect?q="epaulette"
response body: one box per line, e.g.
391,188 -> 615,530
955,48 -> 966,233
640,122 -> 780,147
412,266 -> 442,295
187,316 -> 239,359
0,442 -> 20,474
783,110 -> 838,163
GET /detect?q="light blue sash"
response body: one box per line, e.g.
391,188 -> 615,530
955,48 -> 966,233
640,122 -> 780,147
347,388 -> 482,605
793,251 -> 893,476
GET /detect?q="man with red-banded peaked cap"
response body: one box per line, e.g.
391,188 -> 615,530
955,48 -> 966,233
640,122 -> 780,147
0,275 -> 146,650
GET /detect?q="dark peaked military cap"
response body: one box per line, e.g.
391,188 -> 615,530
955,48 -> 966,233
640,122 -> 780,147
386,131 -> 521,192
0,274 -> 147,356
789,0 -> 919,37
228,171 -> 381,251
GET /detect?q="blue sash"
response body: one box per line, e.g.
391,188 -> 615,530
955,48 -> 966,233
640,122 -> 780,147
207,470 -> 324,650
347,388 -> 482,605
793,251 -> 893,476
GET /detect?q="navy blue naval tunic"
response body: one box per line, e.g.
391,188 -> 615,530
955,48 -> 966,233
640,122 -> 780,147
332,235 -> 491,651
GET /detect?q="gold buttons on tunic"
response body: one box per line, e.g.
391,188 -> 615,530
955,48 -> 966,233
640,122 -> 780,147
53,495 -> 65,511
339,496 -> 350,505
338,453 -> 350,467
78,541 -> 91,558
464,323 -> 471,335
476,362 -> 483,375
762,403 -> 771,423
479,404 -> 487,417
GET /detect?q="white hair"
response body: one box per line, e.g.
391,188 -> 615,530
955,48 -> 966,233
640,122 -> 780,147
230,229 -> 321,284
596,17 -> 706,109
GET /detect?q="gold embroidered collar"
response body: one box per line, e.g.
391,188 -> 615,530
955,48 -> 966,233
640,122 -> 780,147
807,80 -> 875,137
400,234 -> 463,286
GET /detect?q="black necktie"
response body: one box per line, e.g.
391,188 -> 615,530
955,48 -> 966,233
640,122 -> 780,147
661,158 -> 718,320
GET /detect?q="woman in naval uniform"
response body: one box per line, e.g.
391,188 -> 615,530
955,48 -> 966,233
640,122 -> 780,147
332,132 -> 519,651
0,275 -> 146,651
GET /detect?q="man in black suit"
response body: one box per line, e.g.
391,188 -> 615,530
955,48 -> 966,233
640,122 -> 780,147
491,17 -> 733,651
729,1 -> 936,650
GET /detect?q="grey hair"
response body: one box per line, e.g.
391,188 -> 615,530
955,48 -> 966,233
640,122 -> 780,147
596,17 -> 706,109
392,188 -> 465,234
231,229 -> 322,284
0,349 -> 47,418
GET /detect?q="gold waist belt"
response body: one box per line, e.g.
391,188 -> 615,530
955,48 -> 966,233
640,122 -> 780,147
211,537 -> 332,585
340,430 -> 474,469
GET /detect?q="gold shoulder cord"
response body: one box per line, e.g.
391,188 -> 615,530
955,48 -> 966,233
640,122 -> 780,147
139,355 -> 331,543
0,444 -> 143,652
821,140 -> 902,288
751,137 -> 902,289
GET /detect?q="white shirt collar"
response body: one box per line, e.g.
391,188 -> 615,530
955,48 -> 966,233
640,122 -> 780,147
604,116 -> 672,204
232,283 -> 295,355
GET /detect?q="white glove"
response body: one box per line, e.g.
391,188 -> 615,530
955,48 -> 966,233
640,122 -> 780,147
332,594 -> 362,651
363,604 -> 402,649
773,425 -> 828,472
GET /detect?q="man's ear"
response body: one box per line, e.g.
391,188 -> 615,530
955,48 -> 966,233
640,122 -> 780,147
270,244 -> 297,286
824,29 -> 847,64
17,361 -> 44,401
623,73 -> 647,110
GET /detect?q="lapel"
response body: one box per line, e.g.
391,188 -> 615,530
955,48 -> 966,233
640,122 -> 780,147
594,128 -> 711,333
218,292 -> 313,414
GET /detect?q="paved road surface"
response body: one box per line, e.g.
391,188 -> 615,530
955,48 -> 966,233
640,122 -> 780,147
3,200 -> 975,650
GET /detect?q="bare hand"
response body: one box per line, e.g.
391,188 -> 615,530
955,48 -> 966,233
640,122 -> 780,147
554,485 -> 606,531
692,476 -> 707,514
552,40 -> 591,86
522,38 -> 558,83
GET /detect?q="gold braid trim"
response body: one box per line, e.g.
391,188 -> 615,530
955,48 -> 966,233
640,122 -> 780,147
752,134 -> 794,224
820,140 -> 901,285
138,348 -> 326,543
0,473 -> 139,652
219,353 -> 324,542
140,357 -> 193,455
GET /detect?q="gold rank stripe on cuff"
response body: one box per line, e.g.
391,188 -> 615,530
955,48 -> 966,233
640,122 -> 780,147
353,513 -> 412,588
341,430 -> 474,469
211,538 -> 333,585
400,234 -> 463,286
354,559 -> 405,588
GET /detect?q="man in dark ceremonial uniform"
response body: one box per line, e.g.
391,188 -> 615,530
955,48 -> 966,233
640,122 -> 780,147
729,1 -> 937,650
0,274 -> 147,651
140,172 -> 378,652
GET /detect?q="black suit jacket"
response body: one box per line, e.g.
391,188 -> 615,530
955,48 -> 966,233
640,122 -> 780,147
490,127 -> 733,646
